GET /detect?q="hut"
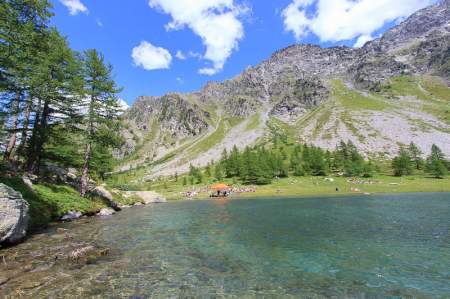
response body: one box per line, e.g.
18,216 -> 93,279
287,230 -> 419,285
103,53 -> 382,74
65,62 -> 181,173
211,183 -> 231,197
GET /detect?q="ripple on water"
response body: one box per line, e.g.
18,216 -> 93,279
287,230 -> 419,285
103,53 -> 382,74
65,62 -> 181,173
1,193 -> 449,298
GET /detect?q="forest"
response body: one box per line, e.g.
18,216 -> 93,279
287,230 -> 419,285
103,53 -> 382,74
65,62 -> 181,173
1,0 -> 123,196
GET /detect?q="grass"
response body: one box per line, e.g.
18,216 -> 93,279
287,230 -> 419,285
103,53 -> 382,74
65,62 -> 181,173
312,109 -> 332,139
141,171 -> 450,201
340,111 -> 366,143
187,119 -> 227,158
332,80 -> 390,111
245,113 -> 261,131
420,76 -> 450,102
238,175 -> 450,199
187,117 -> 243,158
0,177 -> 107,231
385,76 -> 450,123
268,118 -> 299,144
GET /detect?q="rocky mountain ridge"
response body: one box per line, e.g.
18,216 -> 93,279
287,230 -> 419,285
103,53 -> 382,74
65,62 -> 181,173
119,0 -> 449,179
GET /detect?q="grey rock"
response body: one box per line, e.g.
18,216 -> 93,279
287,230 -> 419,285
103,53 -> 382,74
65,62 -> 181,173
61,211 -> 83,221
92,186 -> 121,211
0,184 -> 29,245
125,191 -> 167,204
97,208 -> 116,216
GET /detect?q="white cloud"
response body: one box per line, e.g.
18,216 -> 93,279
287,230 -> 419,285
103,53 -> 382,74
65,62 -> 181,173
132,41 -> 172,70
198,68 -> 217,75
118,99 -> 130,112
353,34 -> 373,48
189,51 -> 202,59
176,77 -> 184,84
148,0 -> 247,75
282,0 -> 435,44
176,50 -> 186,60
59,0 -> 88,15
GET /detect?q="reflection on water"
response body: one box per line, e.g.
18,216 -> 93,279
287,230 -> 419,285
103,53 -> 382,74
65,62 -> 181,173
1,193 -> 449,298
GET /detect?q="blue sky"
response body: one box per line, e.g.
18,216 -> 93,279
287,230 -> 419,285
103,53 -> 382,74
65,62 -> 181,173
51,0 -> 437,106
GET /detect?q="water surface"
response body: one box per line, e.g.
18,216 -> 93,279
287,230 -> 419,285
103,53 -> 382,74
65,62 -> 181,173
1,193 -> 449,298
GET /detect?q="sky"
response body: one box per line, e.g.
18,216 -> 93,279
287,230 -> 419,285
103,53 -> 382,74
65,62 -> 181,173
51,0 -> 438,107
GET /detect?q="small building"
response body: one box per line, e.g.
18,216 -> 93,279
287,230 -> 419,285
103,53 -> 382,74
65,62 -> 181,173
211,183 -> 231,197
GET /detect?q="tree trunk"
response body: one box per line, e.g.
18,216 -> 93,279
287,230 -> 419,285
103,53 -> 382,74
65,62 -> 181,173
80,90 -> 96,197
28,99 -> 49,175
4,90 -> 21,160
26,98 -> 42,171
16,97 -> 33,158
80,142 -> 92,197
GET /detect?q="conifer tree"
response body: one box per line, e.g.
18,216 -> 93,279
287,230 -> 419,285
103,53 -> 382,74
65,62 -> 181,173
408,142 -> 424,170
214,163 -> 224,181
426,144 -> 448,178
392,148 -> 413,176
1,0 -> 52,161
26,29 -> 81,173
78,49 -> 122,196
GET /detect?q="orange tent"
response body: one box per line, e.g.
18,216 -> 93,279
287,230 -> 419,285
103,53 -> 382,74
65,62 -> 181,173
211,183 -> 231,191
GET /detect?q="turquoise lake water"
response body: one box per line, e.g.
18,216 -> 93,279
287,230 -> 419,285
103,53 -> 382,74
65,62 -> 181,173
1,193 -> 449,298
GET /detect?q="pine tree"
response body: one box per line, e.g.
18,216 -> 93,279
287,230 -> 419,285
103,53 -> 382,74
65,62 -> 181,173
306,146 -> 328,176
293,163 -> 305,176
79,49 -> 122,196
392,148 -> 413,176
1,0 -> 53,161
204,163 -> 211,177
26,29 -> 81,173
214,163 -> 224,181
425,144 -> 448,178
408,142 -> 424,170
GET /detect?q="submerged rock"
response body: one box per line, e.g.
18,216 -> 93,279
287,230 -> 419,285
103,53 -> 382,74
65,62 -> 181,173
0,183 -> 29,245
97,208 -> 115,216
60,211 -> 82,221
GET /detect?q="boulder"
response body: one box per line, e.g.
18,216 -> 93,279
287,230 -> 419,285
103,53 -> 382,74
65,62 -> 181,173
97,208 -> 115,216
0,184 -> 29,245
129,191 -> 167,204
61,211 -> 83,221
92,186 -> 121,211
66,168 -> 78,181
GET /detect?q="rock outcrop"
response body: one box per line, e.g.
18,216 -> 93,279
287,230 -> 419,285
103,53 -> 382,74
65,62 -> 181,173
125,191 -> 167,204
0,184 -> 29,245
92,186 -> 121,211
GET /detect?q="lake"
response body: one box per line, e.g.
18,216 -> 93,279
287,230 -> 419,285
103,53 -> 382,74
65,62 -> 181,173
1,193 -> 449,298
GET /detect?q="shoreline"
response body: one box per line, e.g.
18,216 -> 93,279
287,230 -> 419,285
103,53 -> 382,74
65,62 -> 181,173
157,175 -> 450,201
168,189 -> 450,202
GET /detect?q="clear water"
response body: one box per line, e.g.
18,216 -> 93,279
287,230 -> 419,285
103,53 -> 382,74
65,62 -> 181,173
1,193 -> 449,298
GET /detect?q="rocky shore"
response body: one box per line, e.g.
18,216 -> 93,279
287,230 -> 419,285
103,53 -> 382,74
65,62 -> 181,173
1,176 -> 166,248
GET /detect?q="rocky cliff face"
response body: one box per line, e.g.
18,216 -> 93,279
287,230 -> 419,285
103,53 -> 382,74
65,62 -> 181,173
119,0 -> 450,177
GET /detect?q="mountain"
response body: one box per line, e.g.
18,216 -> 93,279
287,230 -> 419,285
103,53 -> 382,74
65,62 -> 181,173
118,0 -> 450,180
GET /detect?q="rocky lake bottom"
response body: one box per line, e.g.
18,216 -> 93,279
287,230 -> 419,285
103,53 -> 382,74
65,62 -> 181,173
1,193 -> 449,298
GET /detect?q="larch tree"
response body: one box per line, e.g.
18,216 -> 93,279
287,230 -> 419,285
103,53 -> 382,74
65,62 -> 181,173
0,0 -> 52,161
79,49 -> 122,196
